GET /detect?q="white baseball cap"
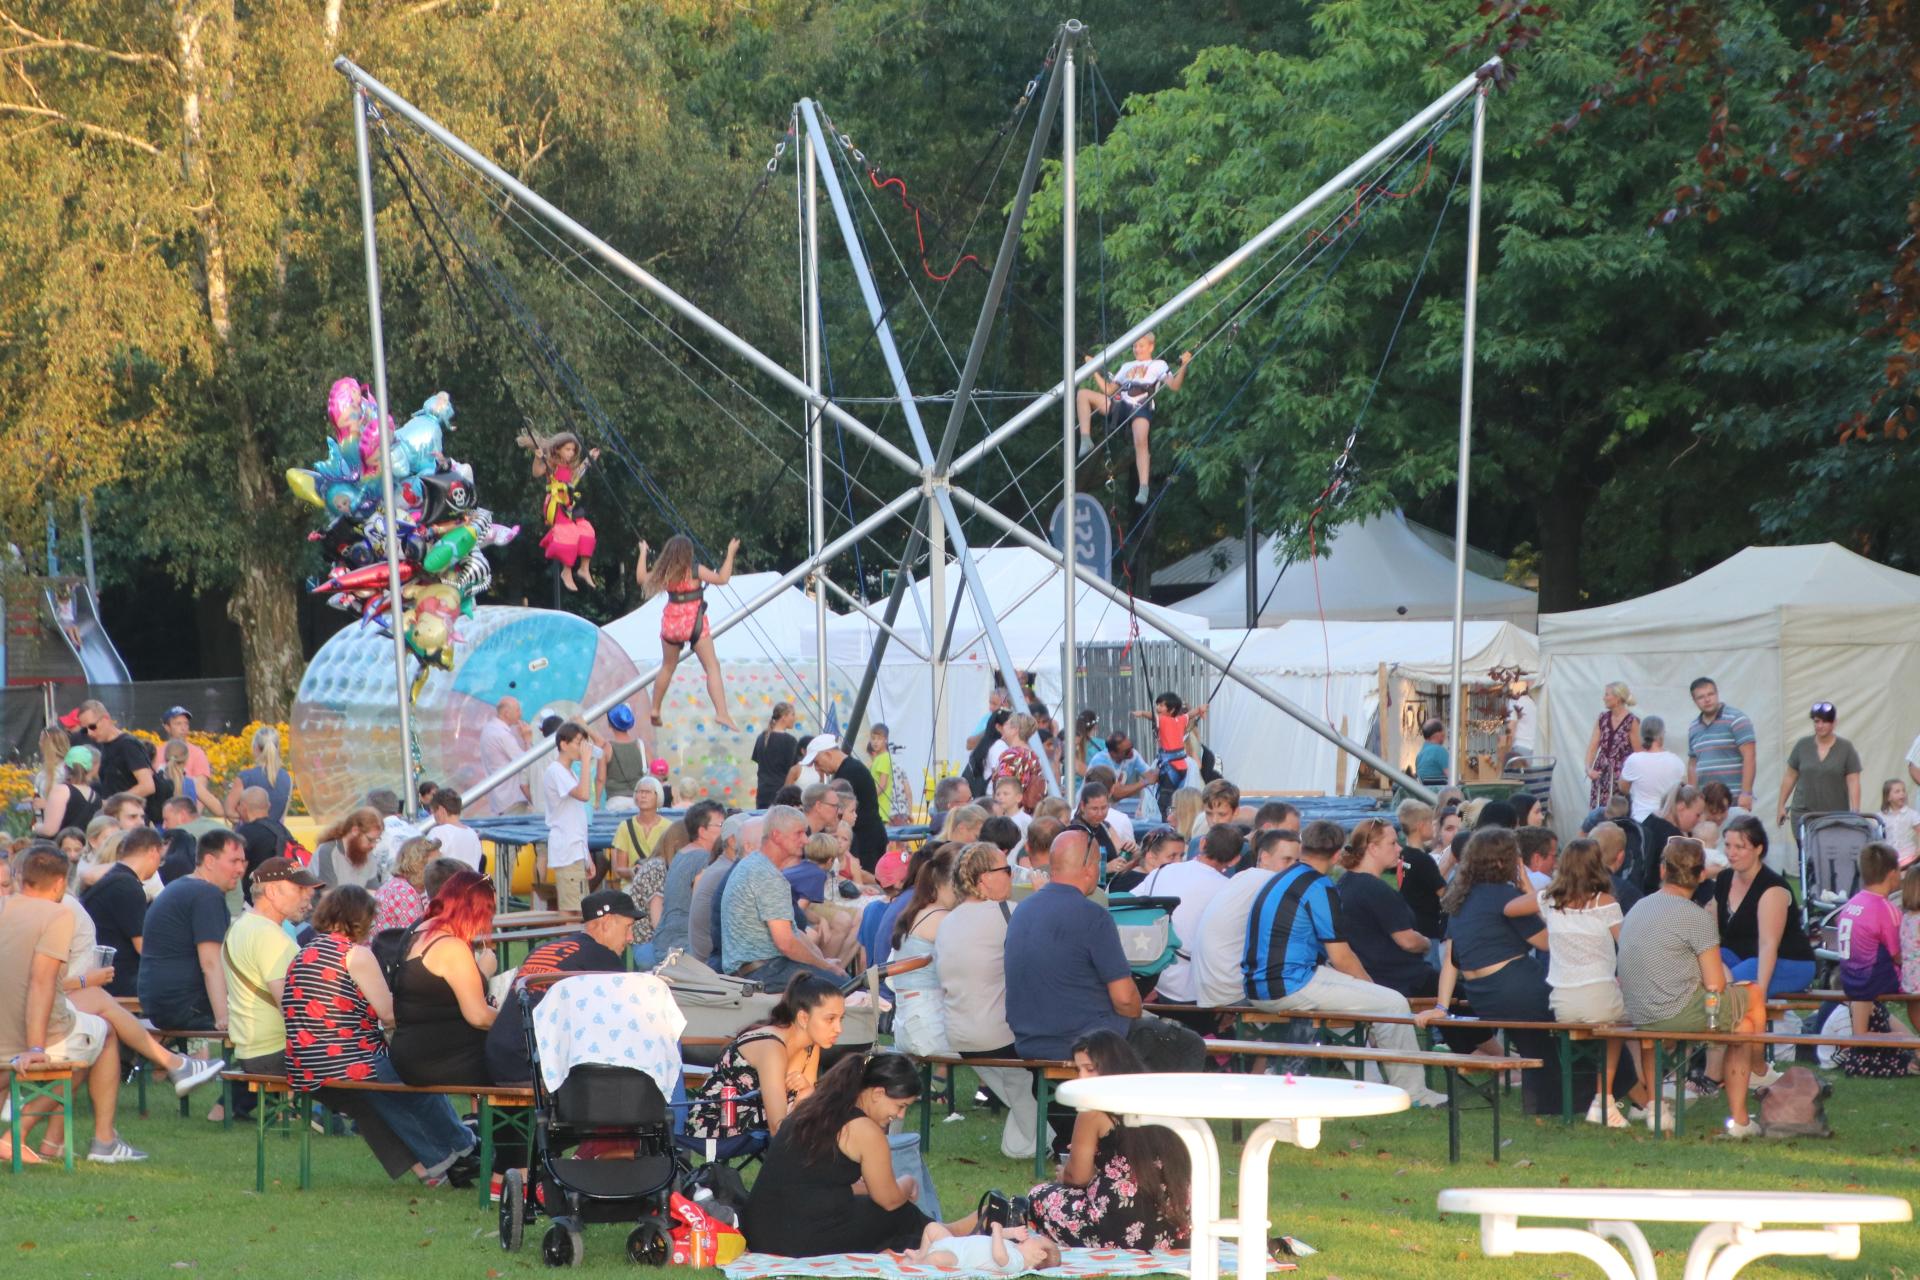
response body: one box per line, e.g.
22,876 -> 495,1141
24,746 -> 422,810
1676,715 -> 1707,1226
797,733 -> 840,768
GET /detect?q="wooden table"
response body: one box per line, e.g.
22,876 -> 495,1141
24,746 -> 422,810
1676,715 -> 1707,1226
1058,1072 -> 1407,1280
1437,1186 -> 1911,1280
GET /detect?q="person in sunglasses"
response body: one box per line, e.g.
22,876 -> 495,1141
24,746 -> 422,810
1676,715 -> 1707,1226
1778,702 -> 1863,837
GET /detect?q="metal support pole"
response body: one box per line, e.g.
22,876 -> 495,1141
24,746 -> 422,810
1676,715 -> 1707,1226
950,59 -> 1502,480
79,500 -> 98,600
1448,85 -> 1488,789
352,86 -> 417,815
822,576 -> 932,661
949,484 -> 1433,800
333,59 -> 923,483
1060,27 -> 1079,801
1244,461 -> 1259,629
804,136 -> 830,733
929,490 -> 949,764
461,488 -> 921,809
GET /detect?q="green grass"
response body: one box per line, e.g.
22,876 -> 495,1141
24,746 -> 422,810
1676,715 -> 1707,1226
2,1069 -> 1917,1279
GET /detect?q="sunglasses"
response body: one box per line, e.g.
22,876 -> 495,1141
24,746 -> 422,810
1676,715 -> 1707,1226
981,865 -> 1013,877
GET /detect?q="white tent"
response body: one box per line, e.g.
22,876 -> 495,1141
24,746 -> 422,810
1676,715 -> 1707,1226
1202,620 -> 1540,795
1539,544 -> 1920,862
1176,511 -> 1538,630
807,548 -> 1213,789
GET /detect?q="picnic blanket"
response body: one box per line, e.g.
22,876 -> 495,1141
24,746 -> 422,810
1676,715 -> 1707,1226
722,1243 -> 1297,1279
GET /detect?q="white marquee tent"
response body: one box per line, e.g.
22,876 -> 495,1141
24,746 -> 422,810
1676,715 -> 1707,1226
1539,544 -> 1920,861
1176,511 -> 1539,630
1203,620 -> 1540,795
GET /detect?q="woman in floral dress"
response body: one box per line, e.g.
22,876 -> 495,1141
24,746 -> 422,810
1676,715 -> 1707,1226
1582,682 -> 1640,811
1027,1031 -> 1189,1250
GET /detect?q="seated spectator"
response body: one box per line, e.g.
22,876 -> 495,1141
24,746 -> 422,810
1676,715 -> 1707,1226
927,776 -> 972,832
1710,815 -> 1816,996
887,844 -> 958,1056
1591,821 -> 1643,915
1005,830 -> 1140,1065
1107,823 -> 1184,895
286,886 -> 478,1185
1069,782 -> 1134,884
688,973 -> 846,1140
81,825 -> 158,997
1518,825 -> 1558,891
721,805 -> 843,987
1832,841 -> 1910,1077
989,776 -> 1032,836
232,786 -> 299,900
1190,828 -> 1299,1008
611,777 -> 672,878
621,800 -> 676,968
1245,821 -> 1445,1107
157,795 -> 218,884
1617,837 -> 1767,1134
1414,718 -> 1449,788
390,870 -> 498,1087
1535,838 -> 1628,1126
314,807 -> 388,891
422,856 -> 468,900
32,745 -> 101,840
938,803 -> 989,846
373,836 -> 439,935
1186,779 -> 1241,858
1012,816 -> 1063,887
1420,828 -> 1558,1114
1333,818 -> 1436,999
1394,800 -> 1445,944
1131,826 -> 1236,1003
937,841 -> 1035,1160
1027,1030 -> 1190,1250
424,788 -> 484,874
742,1052 -> 970,1256
0,845 -> 143,1164
224,856 -> 322,1082
1636,784 -> 1704,894
487,891 -> 640,1085
1509,793 -> 1540,828
660,801 -> 724,958
693,816 -> 754,969
1431,805 -> 1464,878
138,830 -> 247,1032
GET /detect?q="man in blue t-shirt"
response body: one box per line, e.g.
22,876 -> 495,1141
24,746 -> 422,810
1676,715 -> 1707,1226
1242,821 -> 1444,1106
138,831 -> 248,1031
1085,734 -> 1157,819
1005,829 -> 1139,1060
1414,718 -> 1449,787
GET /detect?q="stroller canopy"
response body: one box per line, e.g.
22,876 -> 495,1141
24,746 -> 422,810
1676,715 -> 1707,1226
532,973 -> 688,1098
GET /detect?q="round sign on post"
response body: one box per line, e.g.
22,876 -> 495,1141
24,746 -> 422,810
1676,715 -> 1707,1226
1049,494 -> 1112,583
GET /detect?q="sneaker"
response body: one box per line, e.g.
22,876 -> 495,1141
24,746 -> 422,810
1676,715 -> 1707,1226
1078,434 -> 1092,459
1134,483 -> 1151,505
1584,1095 -> 1629,1127
1723,1118 -> 1762,1139
87,1135 -> 149,1164
168,1055 -> 226,1097
1750,1064 -> 1784,1089
1625,1101 -> 1674,1132
1409,1088 -> 1450,1109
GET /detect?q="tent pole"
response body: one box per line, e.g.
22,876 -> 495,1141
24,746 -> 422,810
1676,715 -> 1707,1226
1060,24 -> 1079,803
949,484 -> 1432,799
804,131 -> 830,732
1448,83 -> 1488,788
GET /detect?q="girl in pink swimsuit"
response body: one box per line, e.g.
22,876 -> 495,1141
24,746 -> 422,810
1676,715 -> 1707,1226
635,534 -> 740,731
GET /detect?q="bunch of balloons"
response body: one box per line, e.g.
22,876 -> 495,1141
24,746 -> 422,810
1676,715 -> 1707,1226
288,377 -> 518,697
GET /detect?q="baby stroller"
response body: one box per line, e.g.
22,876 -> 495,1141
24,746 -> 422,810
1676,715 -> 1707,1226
1107,895 -> 1182,988
1798,811 -> 1884,982
500,972 -> 688,1268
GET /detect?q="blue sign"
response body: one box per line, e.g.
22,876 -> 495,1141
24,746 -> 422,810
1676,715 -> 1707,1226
1049,494 -> 1113,583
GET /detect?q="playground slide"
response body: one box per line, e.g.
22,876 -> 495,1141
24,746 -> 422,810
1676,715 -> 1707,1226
42,581 -> 130,684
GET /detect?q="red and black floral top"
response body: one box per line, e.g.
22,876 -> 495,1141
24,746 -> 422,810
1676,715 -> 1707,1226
283,932 -> 386,1090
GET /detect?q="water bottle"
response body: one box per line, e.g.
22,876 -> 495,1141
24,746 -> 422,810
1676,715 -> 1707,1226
720,1083 -> 737,1129
1704,989 -> 1721,1032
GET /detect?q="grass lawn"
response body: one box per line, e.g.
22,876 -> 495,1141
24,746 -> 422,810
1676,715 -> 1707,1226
2,1067 -> 1916,1279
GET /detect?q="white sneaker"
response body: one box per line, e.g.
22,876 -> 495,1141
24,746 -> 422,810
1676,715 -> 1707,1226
87,1135 -> 149,1164
1723,1118 -> 1762,1139
169,1055 -> 226,1097
1585,1096 -> 1631,1128
1626,1101 -> 1674,1132
1750,1065 -> 1784,1089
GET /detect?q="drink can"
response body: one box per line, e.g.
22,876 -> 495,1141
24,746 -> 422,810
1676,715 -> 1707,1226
721,1083 -> 737,1129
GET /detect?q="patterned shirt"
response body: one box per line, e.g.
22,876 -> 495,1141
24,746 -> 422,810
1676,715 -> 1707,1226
1687,705 -> 1755,791
718,852 -> 793,971
372,877 -> 427,935
283,932 -> 385,1089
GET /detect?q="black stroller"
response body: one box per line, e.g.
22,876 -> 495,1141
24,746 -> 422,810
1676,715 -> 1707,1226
1798,811 -> 1885,984
499,973 -> 685,1268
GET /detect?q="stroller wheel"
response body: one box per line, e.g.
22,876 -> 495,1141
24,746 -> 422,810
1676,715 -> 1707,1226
498,1169 -> 526,1252
541,1221 -> 584,1268
626,1221 -> 671,1267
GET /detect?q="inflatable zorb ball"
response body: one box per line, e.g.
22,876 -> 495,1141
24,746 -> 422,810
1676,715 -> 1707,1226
291,605 -> 640,818
645,662 -> 859,809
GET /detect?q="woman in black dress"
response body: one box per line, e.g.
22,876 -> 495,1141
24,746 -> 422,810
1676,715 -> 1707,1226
389,870 -> 498,1086
751,703 -> 801,809
742,1052 -> 976,1257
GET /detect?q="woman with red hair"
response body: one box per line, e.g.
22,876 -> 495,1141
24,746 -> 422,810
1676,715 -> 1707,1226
390,869 -> 500,1086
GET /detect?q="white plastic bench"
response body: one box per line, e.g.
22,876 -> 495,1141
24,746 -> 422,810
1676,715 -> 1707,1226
1436,1187 -> 1911,1280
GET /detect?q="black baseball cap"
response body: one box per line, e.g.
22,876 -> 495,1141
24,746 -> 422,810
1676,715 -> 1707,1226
580,890 -> 641,923
253,856 -> 323,888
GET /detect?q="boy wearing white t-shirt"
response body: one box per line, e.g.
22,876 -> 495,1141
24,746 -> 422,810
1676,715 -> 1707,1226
542,723 -> 594,913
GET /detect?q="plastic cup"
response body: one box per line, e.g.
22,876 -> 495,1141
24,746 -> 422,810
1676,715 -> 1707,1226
90,945 -> 116,971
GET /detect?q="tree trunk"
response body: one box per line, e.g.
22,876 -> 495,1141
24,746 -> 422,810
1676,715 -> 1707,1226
1535,463 -> 1591,612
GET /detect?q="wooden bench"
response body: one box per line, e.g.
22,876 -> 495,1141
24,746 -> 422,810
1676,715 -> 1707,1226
130,1029 -> 233,1119
907,1054 -> 1078,1180
1204,1037 -> 1541,1164
4,1063 -> 84,1173
1569,1025 -> 1920,1137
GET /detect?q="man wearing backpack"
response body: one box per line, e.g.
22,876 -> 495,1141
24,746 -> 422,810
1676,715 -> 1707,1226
232,787 -> 305,903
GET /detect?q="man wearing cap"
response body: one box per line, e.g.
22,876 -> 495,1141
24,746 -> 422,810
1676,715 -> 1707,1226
152,706 -> 212,781
1779,701 -> 1863,833
223,856 -> 321,1091
601,705 -> 648,807
485,890 -> 636,1084
797,734 -> 887,874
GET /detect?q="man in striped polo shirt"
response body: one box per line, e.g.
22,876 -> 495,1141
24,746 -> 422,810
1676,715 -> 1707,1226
1241,820 -> 1446,1106
1685,677 -> 1757,809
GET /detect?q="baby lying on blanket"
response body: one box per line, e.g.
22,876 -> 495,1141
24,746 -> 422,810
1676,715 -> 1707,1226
905,1222 -> 1063,1275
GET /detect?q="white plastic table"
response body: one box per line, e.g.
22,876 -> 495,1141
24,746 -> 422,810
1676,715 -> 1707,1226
1436,1187 -> 1913,1280
1056,1072 -> 1407,1280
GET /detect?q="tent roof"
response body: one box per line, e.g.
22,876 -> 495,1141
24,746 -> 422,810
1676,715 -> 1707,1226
815,548 -> 1212,668
604,571 -> 830,665
1539,543 -> 1920,648
1204,619 -> 1539,684
1175,512 -> 1537,630
1156,514 -> 1508,592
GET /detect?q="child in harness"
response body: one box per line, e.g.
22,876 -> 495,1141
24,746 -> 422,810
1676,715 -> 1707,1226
636,534 -> 741,731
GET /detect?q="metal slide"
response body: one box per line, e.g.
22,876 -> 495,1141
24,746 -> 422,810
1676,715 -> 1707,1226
41,580 -> 130,683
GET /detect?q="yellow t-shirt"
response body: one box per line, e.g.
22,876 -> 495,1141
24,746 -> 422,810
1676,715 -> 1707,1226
613,815 -> 669,866
223,912 -> 297,1060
